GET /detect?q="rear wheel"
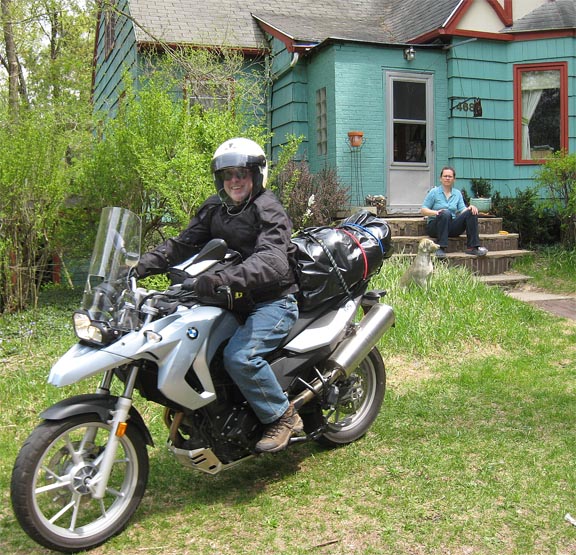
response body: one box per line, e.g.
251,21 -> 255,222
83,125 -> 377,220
311,347 -> 386,447
11,414 -> 149,553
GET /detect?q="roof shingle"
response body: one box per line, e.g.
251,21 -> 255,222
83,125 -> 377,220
127,0 -> 462,48
506,0 -> 576,33
126,0 -> 576,49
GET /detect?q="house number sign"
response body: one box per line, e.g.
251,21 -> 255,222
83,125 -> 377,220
450,97 -> 483,117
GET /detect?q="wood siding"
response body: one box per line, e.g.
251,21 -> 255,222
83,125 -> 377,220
447,37 -> 576,197
269,40 -> 309,162
93,0 -> 138,116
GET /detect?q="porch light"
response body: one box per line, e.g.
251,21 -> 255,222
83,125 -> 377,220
403,46 -> 415,62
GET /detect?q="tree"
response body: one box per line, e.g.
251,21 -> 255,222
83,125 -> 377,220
1,0 -> 20,113
0,0 -> 95,312
1,0 -> 95,111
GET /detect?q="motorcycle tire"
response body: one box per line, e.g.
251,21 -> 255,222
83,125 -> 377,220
10,414 -> 149,553
307,347 -> 386,447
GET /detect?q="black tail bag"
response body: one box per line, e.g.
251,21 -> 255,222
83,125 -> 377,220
292,210 -> 393,311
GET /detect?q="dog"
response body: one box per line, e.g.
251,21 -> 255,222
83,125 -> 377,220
399,238 -> 440,289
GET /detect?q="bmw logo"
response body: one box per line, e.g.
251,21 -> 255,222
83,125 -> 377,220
186,327 -> 199,340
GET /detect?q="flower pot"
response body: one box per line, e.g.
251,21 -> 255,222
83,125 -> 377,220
348,131 -> 364,148
470,197 -> 492,213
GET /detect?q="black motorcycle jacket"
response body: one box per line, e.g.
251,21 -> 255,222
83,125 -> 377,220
137,189 -> 299,302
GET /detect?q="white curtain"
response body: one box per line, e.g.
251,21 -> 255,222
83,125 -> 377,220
521,70 -> 560,159
521,89 -> 542,159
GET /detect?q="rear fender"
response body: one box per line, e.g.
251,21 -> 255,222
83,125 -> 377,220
40,393 -> 154,446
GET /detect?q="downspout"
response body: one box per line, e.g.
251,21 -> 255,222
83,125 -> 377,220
266,51 -> 300,160
272,51 -> 300,82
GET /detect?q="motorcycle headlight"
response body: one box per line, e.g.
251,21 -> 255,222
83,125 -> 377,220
73,311 -> 116,346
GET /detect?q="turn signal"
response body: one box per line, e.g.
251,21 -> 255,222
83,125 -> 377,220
116,422 -> 128,437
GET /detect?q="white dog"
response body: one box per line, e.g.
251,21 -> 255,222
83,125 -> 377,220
399,238 -> 440,289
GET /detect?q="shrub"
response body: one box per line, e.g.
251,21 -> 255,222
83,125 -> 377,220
0,108 -> 89,312
78,49 -> 270,251
271,161 -> 350,231
491,189 -> 560,247
533,150 -> 576,247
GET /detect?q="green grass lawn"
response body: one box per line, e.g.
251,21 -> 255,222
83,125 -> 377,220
1,251 -> 575,554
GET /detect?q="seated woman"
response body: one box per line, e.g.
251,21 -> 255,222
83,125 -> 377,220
420,166 -> 488,258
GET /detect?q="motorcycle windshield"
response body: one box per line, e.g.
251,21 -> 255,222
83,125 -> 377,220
82,207 -> 141,325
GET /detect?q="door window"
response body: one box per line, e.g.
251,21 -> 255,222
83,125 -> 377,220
392,80 -> 427,163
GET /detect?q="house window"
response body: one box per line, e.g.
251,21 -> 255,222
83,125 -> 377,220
185,77 -> 234,110
316,88 -> 327,156
104,1 -> 117,59
514,62 -> 567,164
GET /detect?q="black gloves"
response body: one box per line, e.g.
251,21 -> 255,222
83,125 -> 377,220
182,274 -> 223,296
134,262 -> 147,280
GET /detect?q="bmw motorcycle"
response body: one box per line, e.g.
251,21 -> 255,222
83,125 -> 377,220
10,206 -> 395,553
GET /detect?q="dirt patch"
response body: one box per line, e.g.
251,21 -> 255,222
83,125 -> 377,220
386,356 -> 438,393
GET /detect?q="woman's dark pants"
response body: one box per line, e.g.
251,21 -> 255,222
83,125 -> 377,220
426,210 -> 480,249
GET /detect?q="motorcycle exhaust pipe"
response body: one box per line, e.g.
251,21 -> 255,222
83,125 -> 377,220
326,303 -> 395,378
292,303 -> 395,410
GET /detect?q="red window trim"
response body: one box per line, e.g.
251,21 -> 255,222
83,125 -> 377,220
513,62 -> 568,165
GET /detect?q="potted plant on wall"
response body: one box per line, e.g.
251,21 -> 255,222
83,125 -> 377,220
469,178 -> 492,213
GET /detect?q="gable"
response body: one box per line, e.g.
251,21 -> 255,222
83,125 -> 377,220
443,0 -> 575,41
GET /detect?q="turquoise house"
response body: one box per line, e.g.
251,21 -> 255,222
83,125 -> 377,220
93,0 -> 576,213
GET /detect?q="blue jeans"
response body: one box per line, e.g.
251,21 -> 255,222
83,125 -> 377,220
223,295 -> 299,424
426,210 -> 481,249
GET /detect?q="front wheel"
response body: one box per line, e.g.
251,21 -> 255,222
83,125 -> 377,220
313,347 -> 386,447
11,414 -> 149,553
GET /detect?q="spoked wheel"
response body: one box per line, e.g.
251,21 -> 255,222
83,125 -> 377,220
316,347 -> 386,447
11,414 -> 149,553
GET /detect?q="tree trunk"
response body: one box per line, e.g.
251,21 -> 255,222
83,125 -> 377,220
1,0 -> 19,114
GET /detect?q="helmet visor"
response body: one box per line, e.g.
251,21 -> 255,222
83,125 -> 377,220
211,151 -> 265,173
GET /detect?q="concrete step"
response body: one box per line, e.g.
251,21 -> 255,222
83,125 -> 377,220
386,216 -> 504,237
392,233 -> 519,254
477,273 -> 533,288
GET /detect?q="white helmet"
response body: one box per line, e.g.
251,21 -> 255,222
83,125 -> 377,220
211,138 -> 268,199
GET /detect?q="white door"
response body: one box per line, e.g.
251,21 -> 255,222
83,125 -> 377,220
385,72 -> 434,214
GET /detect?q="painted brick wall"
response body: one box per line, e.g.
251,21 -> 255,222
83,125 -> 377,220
327,43 -> 448,205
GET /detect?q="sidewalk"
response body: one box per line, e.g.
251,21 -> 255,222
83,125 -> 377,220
506,289 -> 576,320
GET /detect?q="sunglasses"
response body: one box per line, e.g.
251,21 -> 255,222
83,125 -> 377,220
221,168 -> 251,181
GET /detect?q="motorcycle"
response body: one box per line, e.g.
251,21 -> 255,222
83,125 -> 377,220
10,206 -> 395,553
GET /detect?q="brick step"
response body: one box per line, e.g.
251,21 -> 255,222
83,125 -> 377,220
392,249 -> 531,276
392,233 -> 519,254
386,216 -> 504,237
439,249 -> 531,276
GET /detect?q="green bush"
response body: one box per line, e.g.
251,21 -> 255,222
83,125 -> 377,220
0,108 -> 90,312
533,150 -> 576,247
78,50 -> 270,251
491,189 -> 560,247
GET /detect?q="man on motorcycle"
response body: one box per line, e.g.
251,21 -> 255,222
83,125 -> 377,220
135,138 -> 302,453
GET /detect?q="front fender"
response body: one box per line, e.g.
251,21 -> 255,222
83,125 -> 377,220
41,393 -> 154,446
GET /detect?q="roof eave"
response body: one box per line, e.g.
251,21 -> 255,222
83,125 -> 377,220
252,14 -> 320,53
